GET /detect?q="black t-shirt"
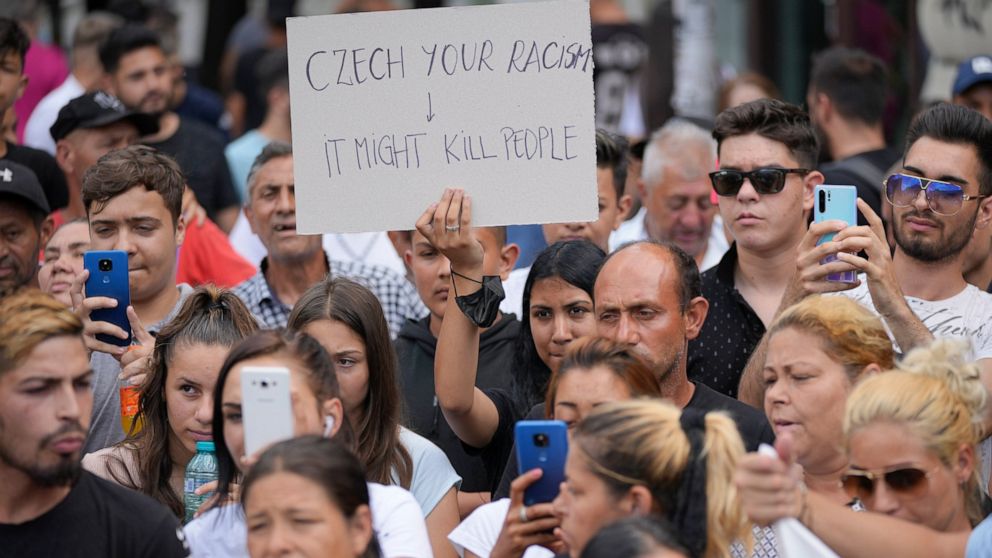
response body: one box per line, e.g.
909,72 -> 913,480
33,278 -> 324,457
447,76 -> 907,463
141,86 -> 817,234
3,141 -> 69,211
145,118 -> 239,219
686,381 -> 774,452
494,402 -> 545,500
395,314 -> 521,493
0,471 -> 189,557
687,245 -> 766,398
820,147 -> 900,227
462,388 -> 519,496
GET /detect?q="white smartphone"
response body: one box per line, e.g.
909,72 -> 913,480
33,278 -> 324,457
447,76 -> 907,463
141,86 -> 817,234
240,367 -> 294,457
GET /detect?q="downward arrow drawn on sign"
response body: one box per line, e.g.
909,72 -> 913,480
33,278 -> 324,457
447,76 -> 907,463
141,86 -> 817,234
427,92 -> 436,122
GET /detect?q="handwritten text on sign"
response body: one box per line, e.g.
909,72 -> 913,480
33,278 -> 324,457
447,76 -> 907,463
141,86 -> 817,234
286,1 -> 597,234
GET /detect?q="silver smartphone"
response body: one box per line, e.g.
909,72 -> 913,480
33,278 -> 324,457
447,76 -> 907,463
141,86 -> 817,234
240,367 -> 294,457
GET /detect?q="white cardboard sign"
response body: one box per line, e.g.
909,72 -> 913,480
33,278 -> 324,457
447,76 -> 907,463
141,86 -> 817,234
286,0 -> 597,234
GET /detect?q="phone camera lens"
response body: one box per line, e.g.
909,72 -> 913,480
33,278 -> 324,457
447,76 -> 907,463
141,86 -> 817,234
533,433 -> 549,447
260,380 -> 269,388
98,259 -> 113,272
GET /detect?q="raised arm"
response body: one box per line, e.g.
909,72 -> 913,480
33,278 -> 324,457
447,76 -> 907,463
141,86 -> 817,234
832,200 -> 934,352
416,189 -> 501,448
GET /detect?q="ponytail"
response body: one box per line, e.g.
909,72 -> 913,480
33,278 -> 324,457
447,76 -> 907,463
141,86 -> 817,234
573,400 -> 749,558
702,412 -> 749,558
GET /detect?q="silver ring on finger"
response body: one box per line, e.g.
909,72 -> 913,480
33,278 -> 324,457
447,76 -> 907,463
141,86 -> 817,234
445,225 -> 461,232
518,505 -> 529,523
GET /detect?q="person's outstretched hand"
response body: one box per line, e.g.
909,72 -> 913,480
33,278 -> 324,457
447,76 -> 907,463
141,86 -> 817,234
735,431 -> 805,526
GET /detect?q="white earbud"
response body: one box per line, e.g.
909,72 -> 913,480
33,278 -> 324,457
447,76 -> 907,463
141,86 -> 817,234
323,415 -> 336,437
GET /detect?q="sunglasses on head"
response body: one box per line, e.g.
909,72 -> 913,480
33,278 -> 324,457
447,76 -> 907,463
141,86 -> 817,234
883,173 -> 986,216
708,167 -> 810,197
840,466 -> 932,501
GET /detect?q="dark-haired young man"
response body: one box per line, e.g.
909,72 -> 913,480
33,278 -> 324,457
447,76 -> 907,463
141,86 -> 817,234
70,145 -> 193,453
748,104 -> 992,415
686,99 -> 824,399
0,18 -> 69,214
100,25 -> 239,232
807,47 -> 899,223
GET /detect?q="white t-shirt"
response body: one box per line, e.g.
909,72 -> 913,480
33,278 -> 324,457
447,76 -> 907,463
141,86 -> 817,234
448,498 -> 554,558
399,426 -> 461,516
184,482 -> 432,558
838,280 -> 992,360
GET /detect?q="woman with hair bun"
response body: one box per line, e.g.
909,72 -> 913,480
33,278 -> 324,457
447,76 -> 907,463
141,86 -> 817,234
842,339 -> 986,531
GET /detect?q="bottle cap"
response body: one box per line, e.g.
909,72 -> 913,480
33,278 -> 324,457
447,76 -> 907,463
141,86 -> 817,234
195,441 -> 215,452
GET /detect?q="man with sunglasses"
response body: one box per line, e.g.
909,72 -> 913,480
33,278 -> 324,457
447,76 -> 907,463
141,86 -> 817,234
685,99 -> 824,400
740,104 -> 992,410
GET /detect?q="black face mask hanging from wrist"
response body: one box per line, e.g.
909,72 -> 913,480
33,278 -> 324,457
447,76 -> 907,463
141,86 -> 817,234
454,275 -> 505,328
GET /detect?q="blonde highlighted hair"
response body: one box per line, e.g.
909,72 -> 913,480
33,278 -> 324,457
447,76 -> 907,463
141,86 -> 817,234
572,399 -> 749,558
0,289 -> 83,375
844,339 -> 987,525
769,295 -> 895,378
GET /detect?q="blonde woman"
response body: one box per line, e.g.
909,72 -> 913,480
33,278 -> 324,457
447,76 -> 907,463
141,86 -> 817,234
761,295 -> 894,504
556,399 -> 750,558
738,339 -> 986,557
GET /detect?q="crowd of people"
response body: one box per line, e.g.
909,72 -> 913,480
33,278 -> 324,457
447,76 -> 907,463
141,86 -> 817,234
2,2 -> 992,558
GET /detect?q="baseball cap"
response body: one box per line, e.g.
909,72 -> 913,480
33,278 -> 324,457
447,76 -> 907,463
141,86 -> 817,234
49,91 -> 159,142
0,160 -> 50,215
952,55 -> 992,97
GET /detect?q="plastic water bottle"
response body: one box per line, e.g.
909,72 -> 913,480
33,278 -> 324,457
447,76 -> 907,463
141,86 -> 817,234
184,441 -> 218,523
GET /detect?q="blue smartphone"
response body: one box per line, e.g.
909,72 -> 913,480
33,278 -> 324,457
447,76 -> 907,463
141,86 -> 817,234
515,420 -> 568,506
83,250 -> 132,347
813,185 -> 858,284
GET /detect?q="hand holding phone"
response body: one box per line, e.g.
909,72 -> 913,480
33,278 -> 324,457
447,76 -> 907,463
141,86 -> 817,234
241,367 -> 294,458
515,420 -> 568,506
813,185 -> 858,284
82,250 -> 132,347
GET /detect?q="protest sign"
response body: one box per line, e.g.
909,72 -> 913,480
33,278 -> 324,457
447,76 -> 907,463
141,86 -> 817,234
286,0 -> 597,233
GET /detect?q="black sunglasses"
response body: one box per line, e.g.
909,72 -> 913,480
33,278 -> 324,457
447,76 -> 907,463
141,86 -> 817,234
840,466 -> 932,501
708,167 -> 810,197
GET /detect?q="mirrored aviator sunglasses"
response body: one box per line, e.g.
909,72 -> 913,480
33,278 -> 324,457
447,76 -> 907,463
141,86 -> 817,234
840,466 -> 931,502
708,168 -> 810,197
883,173 -> 984,216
